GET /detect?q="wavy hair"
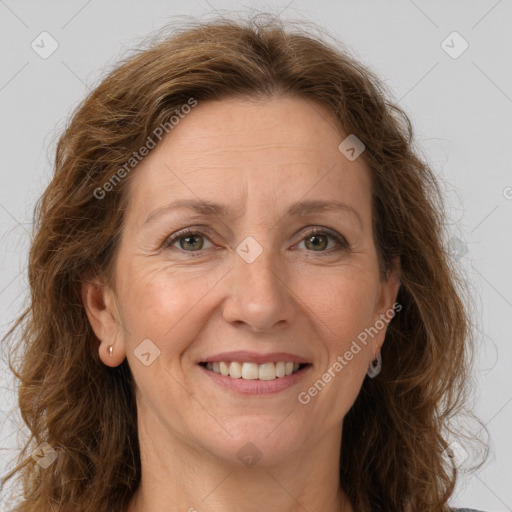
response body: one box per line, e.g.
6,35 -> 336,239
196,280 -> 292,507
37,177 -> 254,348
2,14 -> 487,512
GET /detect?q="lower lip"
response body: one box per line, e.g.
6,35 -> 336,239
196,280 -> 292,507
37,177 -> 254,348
198,364 -> 312,395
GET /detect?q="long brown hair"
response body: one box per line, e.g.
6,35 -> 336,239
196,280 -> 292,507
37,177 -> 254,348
2,14 -> 487,512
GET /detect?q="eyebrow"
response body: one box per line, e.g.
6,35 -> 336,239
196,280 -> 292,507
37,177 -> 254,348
142,198 -> 363,229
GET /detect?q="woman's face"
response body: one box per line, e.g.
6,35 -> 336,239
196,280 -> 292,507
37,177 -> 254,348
86,95 -> 400,467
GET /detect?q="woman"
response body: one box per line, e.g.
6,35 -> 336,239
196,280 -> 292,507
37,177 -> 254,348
2,15 -> 487,512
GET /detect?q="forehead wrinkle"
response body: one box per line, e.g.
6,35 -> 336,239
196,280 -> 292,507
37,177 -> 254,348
174,145 -> 326,164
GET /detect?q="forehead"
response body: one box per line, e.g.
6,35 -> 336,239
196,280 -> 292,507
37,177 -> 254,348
160,95 -> 348,158
125,96 -> 372,220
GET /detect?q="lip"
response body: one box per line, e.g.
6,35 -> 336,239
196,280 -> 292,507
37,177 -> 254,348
198,362 -> 312,395
199,351 -> 311,365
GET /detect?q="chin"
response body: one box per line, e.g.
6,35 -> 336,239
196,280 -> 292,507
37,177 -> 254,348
193,417 -> 308,468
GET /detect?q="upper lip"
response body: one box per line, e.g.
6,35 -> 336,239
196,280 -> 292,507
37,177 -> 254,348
200,351 -> 311,365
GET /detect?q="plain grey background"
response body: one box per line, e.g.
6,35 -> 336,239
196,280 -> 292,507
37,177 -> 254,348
0,1 -> 511,511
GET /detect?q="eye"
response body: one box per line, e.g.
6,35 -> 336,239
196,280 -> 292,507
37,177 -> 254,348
163,228 -> 215,252
296,227 -> 350,253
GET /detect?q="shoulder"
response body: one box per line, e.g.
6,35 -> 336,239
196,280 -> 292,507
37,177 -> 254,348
451,508 -> 486,512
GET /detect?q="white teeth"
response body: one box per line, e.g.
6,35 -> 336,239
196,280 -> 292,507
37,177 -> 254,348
241,362 -> 259,380
275,361 -> 285,378
258,362 -> 276,380
229,361 -> 242,379
203,360 -> 305,380
219,361 -> 229,376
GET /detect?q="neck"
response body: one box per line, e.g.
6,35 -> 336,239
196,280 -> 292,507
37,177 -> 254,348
126,412 -> 353,512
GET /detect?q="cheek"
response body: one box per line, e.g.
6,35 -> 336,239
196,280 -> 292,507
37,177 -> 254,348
117,267 -> 217,416
294,266 -> 378,346
293,267 -> 378,406
295,273 -> 376,419
116,262 -> 219,353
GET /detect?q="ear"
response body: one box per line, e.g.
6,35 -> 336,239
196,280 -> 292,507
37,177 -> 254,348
373,256 -> 401,352
81,278 -> 126,367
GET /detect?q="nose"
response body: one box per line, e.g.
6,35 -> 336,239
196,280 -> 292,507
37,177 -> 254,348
221,238 -> 295,333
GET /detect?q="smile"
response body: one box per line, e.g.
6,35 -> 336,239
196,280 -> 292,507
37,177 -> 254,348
200,361 -> 307,380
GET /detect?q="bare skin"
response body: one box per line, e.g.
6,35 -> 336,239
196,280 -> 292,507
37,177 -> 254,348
82,95 -> 400,512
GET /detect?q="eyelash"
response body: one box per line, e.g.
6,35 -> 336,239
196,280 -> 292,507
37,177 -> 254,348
162,226 -> 350,255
